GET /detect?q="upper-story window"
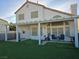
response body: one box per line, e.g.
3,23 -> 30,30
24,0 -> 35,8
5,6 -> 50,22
53,15 -> 63,19
31,11 -> 38,18
18,14 -> 24,20
53,15 -> 62,18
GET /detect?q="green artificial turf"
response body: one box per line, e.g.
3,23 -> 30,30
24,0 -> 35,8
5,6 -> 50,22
0,40 -> 79,59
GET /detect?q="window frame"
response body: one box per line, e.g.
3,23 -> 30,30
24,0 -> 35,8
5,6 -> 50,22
31,11 -> 38,18
18,14 -> 24,20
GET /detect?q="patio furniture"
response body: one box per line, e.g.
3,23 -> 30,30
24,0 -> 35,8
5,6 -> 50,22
51,34 -> 57,39
70,36 -> 75,47
46,33 -> 50,41
44,35 -> 49,41
70,36 -> 75,42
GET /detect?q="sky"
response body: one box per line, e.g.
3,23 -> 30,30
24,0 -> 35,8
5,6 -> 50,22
0,0 -> 78,23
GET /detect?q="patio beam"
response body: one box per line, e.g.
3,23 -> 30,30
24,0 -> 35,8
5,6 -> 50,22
74,16 -> 79,48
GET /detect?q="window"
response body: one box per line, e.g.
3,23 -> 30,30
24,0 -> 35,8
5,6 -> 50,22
47,27 -> 50,34
53,15 -> 62,18
65,27 -> 70,36
31,11 -> 38,18
58,27 -> 63,36
52,28 -> 57,36
65,21 -> 69,25
40,27 -> 43,36
32,26 -> 38,36
18,14 -> 24,20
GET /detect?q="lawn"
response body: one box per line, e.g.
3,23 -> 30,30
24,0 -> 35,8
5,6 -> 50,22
0,40 -> 79,59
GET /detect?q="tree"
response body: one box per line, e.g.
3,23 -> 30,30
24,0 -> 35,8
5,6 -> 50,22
9,23 -> 16,31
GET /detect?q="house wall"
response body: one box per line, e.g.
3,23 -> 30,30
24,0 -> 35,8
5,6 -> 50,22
0,20 -> 8,25
43,8 -> 70,21
0,19 -> 8,40
0,24 -> 6,33
16,3 -> 26,24
16,2 -> 72,24
0,20 -> 7,33
18,25 -> 30,39
0,24 -> 6,40
27,3 -> 44,22
16,3 -> 44,24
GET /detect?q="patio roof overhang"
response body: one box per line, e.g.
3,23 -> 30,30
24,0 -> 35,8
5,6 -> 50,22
17,17 -> 74,25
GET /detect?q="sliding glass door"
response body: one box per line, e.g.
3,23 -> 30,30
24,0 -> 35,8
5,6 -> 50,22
52,28 -> 57,36
58,27 -> 63,36
52,26 -> 63,37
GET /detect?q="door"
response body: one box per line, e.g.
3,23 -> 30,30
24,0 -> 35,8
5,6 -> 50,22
57,27 -> 63,36
52,27 -> 63,37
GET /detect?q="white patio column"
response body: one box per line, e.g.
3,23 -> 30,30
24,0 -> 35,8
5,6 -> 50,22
38,23 -> 41,45
74,16 -> 79,48
5,25 -> 7,41
50,23 -> 52,35
16,23 -> 19,42
63,22 -> 66,41
50,23 -> 52,40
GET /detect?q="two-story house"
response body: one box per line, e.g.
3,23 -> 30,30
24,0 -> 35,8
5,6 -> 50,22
15,1 -> 78,45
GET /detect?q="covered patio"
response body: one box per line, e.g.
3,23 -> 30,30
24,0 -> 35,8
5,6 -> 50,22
16,16 -> 79,48
41,21 -> 72,41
